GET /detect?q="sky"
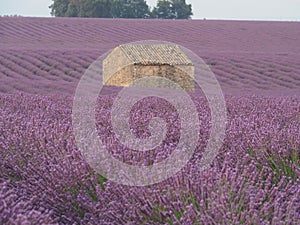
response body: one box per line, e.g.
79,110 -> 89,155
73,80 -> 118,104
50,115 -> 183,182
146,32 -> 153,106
0,0 -> 299,21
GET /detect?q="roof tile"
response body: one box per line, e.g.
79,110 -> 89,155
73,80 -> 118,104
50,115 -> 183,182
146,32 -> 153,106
119,44 -> 193,66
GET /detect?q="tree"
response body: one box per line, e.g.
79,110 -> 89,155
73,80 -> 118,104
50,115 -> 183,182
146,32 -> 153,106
50,0 -> 149,18
49,0 -> 70,17
151,0 -> 174,19
111,0 -> 150,18
172,0 -> 193,19
49,0 -> 192,19
127,0 -> 150,18
151,0 -> 193,19
50,0 -> 109,17
65,0 -> 78,17
94,0 -> 112,18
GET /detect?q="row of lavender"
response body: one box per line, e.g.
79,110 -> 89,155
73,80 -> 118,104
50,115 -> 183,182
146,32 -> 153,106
1,50 -> 300,95
2,18 -> 300,54
0,93 -> 299,224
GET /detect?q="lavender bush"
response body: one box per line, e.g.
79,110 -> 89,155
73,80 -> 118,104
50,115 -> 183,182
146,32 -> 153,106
0,93 -> 299,224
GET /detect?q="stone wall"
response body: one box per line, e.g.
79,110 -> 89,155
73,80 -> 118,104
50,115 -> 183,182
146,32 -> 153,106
133,65 -> 195,91
103,47 -> 132,84
104,64 -> 133,87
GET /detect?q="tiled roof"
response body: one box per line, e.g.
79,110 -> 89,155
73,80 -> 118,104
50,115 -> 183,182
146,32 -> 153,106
119,44 -> 193,66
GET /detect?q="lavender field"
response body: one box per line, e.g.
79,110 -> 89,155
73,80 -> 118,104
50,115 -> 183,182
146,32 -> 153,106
0,17 -> 300,224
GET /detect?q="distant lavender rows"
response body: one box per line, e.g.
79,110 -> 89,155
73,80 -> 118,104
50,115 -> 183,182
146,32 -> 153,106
1,17 -> 300,95
0,93 -> 299,224
0,49 -> 299,95
1,17 -> 300,54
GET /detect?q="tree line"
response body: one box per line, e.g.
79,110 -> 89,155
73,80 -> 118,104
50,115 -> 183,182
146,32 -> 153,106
49,0 -> 193,19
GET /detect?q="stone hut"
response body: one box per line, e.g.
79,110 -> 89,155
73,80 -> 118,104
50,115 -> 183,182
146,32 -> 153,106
103,44 -> 194,91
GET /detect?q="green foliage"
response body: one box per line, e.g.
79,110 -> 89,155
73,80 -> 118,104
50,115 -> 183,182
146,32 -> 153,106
110,0 -> 150,18
72,203 -> 85,218
94,0 -> 112,18
49,0 -> 192,19
173,209 -> 184,221
97,174 -> 108,191
49,0 -> 70,17
151,0 -> 174,19
152,0 -> 193,19
247,147 -> 299,183
85,187 -> 99,202
172,0 -> 193,19
65,1 -> 78,17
